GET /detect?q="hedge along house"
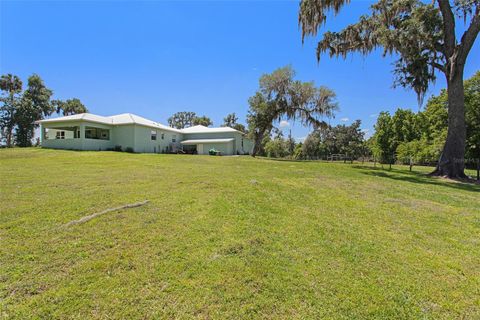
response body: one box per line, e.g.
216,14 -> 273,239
38,113 -> 253,155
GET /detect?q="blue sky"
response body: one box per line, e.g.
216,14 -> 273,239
1,1 -> 479,141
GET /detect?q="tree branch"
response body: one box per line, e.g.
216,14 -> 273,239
434,41 -> 446,57
458,5 -> 480,63
437,0 -> 456,57
433,62 -> 446,73
299,0 -> 351,41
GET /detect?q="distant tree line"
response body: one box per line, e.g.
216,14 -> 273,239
167,111 -> 248,132
0,74 -> 87,147
246,69 -> 479,170
253,120 -> 366,161
301,120 -> 366,160
167,111 -> 213,129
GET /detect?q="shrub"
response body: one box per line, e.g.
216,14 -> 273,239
265,138 -> 288,158
396,138 -> 443,165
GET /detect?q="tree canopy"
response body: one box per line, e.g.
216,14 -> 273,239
223,113 -> 238,127
301,120 -> 366,160
0,74 -> 23,146
168,111 -> 213,129
247,65 -> 338,156
15,75 -> 53,147
374,112 -> 396,165
53,98 -> 88,116
299,0 -> 479,103
223,112 -> 246,133
0,73 -> 87,147
192,115 -> 213,127
168,111 -> 196,129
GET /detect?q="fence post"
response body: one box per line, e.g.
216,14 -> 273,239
477,158 -> 479,181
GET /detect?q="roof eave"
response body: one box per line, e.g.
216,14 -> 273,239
38,118 -> 113,126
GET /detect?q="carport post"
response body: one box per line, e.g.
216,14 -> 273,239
40,124 -> 45,144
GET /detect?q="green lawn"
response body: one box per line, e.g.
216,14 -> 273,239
1,148 -> 479,319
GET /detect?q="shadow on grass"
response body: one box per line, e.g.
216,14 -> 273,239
256,157 -> 342,164
352,165 -> 480,193
255,157 -> 307,163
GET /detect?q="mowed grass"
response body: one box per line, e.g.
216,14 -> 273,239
1,148 -> 479,319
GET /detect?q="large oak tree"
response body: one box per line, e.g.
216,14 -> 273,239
247,66 -> 338,157
299,0 -> 480,178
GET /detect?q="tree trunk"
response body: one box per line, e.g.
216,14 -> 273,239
432,68 -> 467,179
6,128 -> 13,147
251,131 -> 265,157
5,102 -> 14,147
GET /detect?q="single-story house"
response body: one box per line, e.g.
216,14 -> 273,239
38,113 -> 254,155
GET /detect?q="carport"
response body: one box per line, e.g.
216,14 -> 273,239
180,138 -> 234,155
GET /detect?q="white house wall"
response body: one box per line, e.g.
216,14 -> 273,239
112,125 -> 136,151
40,119 -> 253,155
133,125 -> 183,153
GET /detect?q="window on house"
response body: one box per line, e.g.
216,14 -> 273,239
48,126 -> 79,140
85,126 -> 110,140
161,133 -> 165,140
151,130 -> 157,140
172,135 -> 176,143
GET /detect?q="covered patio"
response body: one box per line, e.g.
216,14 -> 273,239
40,121 -> 113,151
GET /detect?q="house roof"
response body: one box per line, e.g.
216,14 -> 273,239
181,125 -> 241,134
181,138 -> 235,144
38,113 -> 246,134
109,114 -> 180,132
39,113 -> 182,133
39,113 -> 112,124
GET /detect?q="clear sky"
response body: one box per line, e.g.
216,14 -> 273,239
1,1 -> 479,141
